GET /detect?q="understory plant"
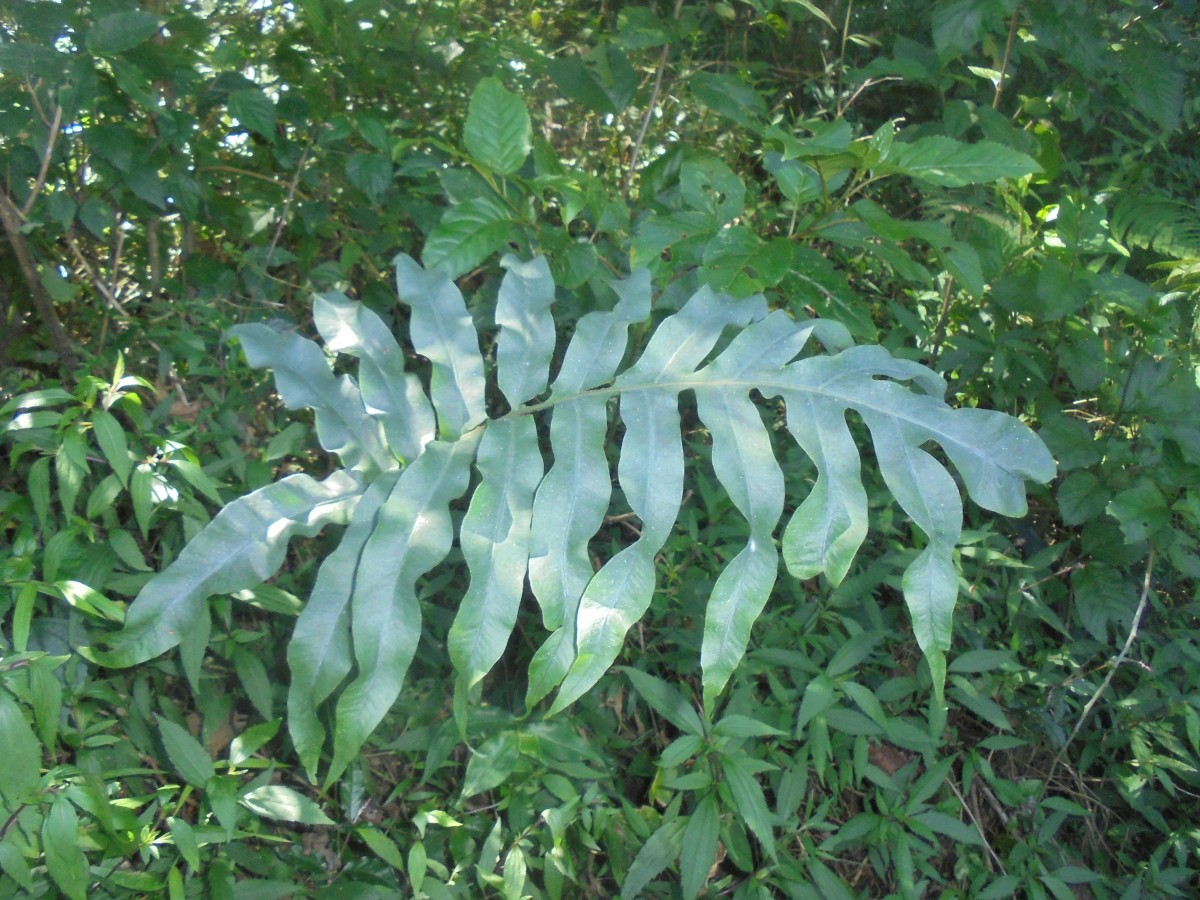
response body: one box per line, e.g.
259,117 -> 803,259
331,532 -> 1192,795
88,249 -> 1055,789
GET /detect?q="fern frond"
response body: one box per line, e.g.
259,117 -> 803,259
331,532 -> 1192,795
92,254 -> 1055,780
1111,192 -> 1200,260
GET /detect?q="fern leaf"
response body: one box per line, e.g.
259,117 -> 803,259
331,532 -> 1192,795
313,292 -> 436,461
288,471 -> 399,780
86,472 -> 364,668
495,254 -> 556,406
449,418 -> 543,687
230,323 -> 394,474
327,435 -> 479,785
394,253 -> 488,438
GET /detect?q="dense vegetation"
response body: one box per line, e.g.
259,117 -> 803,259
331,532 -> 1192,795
2,1 -> 1198,897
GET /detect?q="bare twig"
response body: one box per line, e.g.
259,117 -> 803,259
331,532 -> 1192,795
1045,551 -> 1156,789
265,134 -> 314,268
21,104 -> 63,218
948,778 -> 1007,875
993,5 -> 1021,110
621,0 -> 685,198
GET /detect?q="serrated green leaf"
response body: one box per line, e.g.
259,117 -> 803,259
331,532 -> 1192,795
680,794 -> 720,900
464,77 -> 531,175
878,136 -> 1040,187
394,254 -> 488,435
422,196 -> 516,279
719,755 -> 776,858
228,88 -> 277,139
328,437 -> 478,785
1107,479 -> 1170,543
157,715 -> 216,787
87,11 -> 159,56
345,153 -> 392,202
43,796 -> 88,900
88,472 -> 363,668
241,786 -> 335,825
620,814 -> 687,900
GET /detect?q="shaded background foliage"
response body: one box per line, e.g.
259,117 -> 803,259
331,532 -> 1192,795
1,0 -> 1199,897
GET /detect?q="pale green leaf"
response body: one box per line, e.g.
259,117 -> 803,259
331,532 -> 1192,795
462,731 -> 521,801
495,254 -> 556,406
313,291 -> 436,461
394,254 -> 488,436
422,196 -> 516,278
329,437 -> 478,785
240,786 -> 335,825
88,472 -> 363,668
229,323 -> 394,474
719,755 -> 776,858
288,472 -> 398,780
90,409 -> 131,486
449,418 -> 543,686
464,77 -> 532,175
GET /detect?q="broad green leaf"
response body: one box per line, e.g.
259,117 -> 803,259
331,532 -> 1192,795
228,88 -> 277,139
464,77 -> 531,175
313,291 -> 436,460
87,11 -> 159,56
719,755 -> 776,858
690,71 -> 767,127
548,47 -> 639,115
619,667 -> 705,736
356,825 -> 407,871
288,472 -> 398,780
394,254 -> 488,436
495,254 -> 556,406
43,796 -> 88,900
87,472 -> 363,668
0,691 -> 40,808
157,715 -> 216,788
240,786 -> 335,825
878,136 -> 1040,187
449,418 -> 543,686
329,437 -> 478,784
680,794 -> 720,900
620,813 -> 687,900
90,409 -> 132,486
422,196 -> 516,278
932,0 -> 984,59
230,323 -> 394,474
1107,479 -> 1170,544
461,731 -> 521,800
345,153 -> 392,202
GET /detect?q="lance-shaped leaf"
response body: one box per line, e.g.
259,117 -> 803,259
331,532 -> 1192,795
394,254 -> 488,438
313,292 -> 436,461
495,254 -> 556,407
86,472 -> 363,668
287,471 -> 399,781
875,136 -> 1040,187
229,323 -> 394,474
525,272 -> 651,705
328,435 -> 479,785
549,287 -> 765,713
449,417 -> 543,687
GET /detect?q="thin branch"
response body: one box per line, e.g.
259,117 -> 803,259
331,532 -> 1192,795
993,5 -> 1021,110
621,0 -> 685,198
1045,551 -> 1156,789
21,104 -> 63,218
265,134 -> 314,267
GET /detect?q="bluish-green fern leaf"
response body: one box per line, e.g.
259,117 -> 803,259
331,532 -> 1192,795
88,253 -> 1055,781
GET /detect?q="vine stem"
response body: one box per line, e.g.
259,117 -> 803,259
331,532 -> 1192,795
1043,550 -> 1156,793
